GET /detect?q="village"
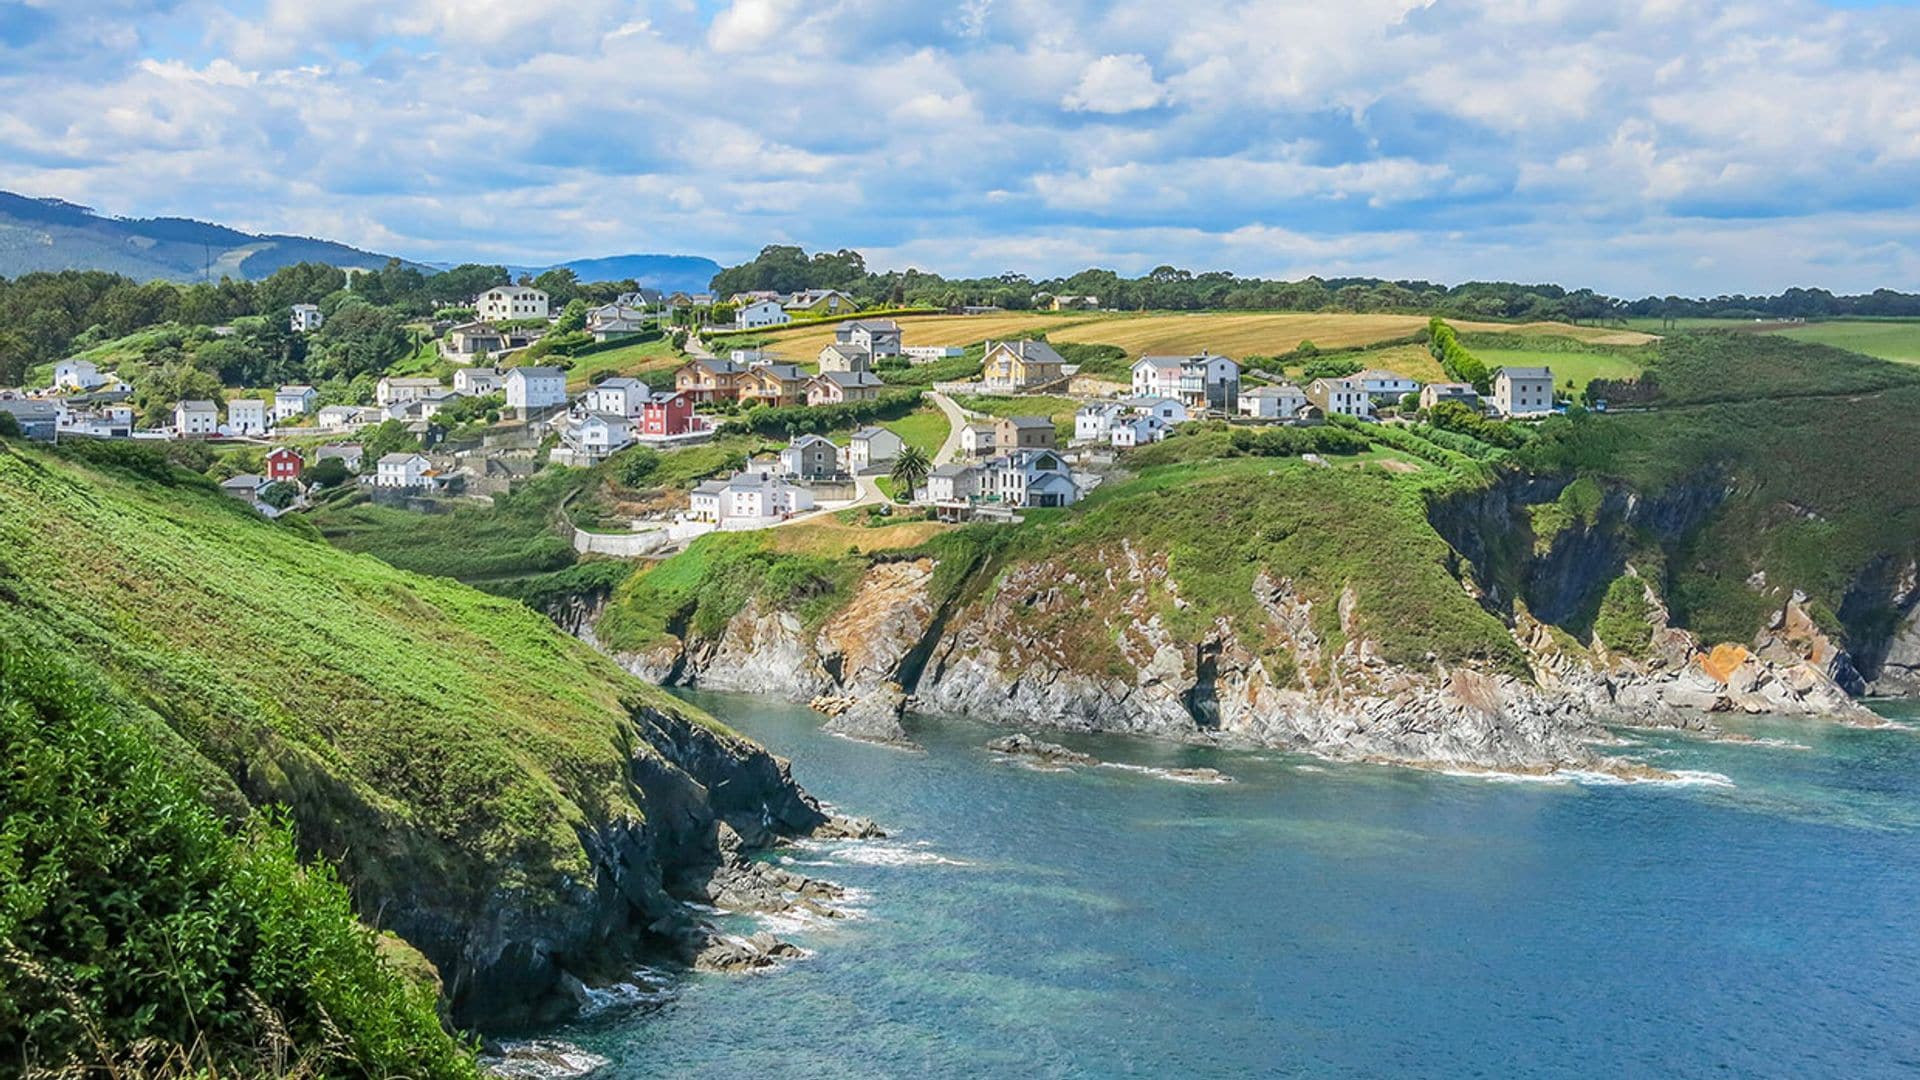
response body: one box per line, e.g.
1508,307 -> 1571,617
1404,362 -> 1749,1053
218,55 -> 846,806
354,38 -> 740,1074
0,281 -> 1559,542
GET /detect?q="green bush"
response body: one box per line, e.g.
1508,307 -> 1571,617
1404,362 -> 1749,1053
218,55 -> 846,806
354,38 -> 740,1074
1594,574 -> 1656,658
718,389 -> 923,438
0,628 -> 476,1077
1428,317 -> 1491,393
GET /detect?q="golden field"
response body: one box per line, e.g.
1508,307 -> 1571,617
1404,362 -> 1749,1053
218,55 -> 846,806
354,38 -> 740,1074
735,311 -> 1656,360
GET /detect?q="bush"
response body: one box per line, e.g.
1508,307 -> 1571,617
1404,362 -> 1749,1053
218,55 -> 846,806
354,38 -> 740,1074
1428,318 -> 1491,393
0,630 -> 477,1076
1299,356 -> 1363,381
616,445 -> 662,487
1426,399 -> 1528,449
718,389 -> 923,438
1226,425 -> 1371,458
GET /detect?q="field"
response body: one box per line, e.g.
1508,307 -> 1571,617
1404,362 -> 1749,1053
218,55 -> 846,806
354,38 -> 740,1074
880,405 -> 951,458
740,311 -> 1657,361
565,337 -> 681,388
1468,347 -> 1645,392
1770,319 -> 1920,366
953,393 -> 1081,439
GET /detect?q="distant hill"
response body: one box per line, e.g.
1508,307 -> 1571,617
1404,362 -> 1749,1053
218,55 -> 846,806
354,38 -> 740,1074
0,190 -> 421,282
518,253 -> 724,293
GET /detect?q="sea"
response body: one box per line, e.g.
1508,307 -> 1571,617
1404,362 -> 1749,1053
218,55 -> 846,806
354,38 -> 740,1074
506,694 -> 1920,1079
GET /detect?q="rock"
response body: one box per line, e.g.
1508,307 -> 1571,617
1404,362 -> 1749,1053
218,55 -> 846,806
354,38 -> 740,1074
986,733 -> 1097,766
820,689 -> 915,746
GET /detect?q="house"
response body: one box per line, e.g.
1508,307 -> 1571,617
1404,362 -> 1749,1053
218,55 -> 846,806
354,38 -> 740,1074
735,299 -> 792,330
960,423 -> 998,457
1420,382 -> 1482,412
617,289 -> 663,309
475,285 -> 550,322
688,468 -> 816,524
375,452 -> 432,488
585,303 -> 649,341
584,377 -> 648,416
564,412 -> 637,460
274,385 -> 317,422
1121,396 -> 1190,424
1110,414 -> 1168,448
61,404 -> 133,438
454,367 -> 504,395
444,322 -> 506,361
925,463 -> 980,504
903,345 -> 963,362
0,399 -> 59,441
1074,401 -> 1127,443
1307,377 -> 1375,419
835,319 -> 902,358
504,366 -> 567,412
675,357 -> 750,403
637,390 -> 705,439
1131,353 -> 1240,411
741,363 -> 811,407
847,426 -> 905,470
806,371 -> 885,406
783,289 -> 857,317
778,434 -> 841,480
1493,366 -> 1556,418
264,446 -> 304,482
290,304 -> 325,333
1048,294 -> 1100,312
220,474 -> 269,501
1239,383 -> 1309,420
1357,368 -> 1420,399
316,405 -> 370,431
995,415 -> 1056,452
53,359 -> 108,392
174,399 -> 219,437
415,389 -> 468,421
982,340 -> 1067,392
314,444 -> 364,472
227,397 -> 269,436
728,290 -> 784,307
377,376 -> 443,406
976,449 -> 1077,509
817,343 -> 872,374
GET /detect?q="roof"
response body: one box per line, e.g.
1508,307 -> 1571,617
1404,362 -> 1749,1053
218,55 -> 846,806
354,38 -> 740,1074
965,423 -> 996,435
508,366 -> 565,378
485,285 -> 544,297
1000,415 -> 1052,429
264,446 -> 302,458
315,444 -> 362,457
815,371 -> 884,388
788,434 -> 836,450
989,339 -> 1066,365
1425,381 -> 1478,392
692,479 -> 728,494
1243,384 -> 1304,398
1496,366 -> 1554,380
1077,400 -> 1125,414
688,357 -> 745,374
841,319 -> 900,332
221,474 -> 266,489
278,384 -> 314,393
1357,368 -> 1413,381
378,452 -> 426,465
929,463 -> 975,478
1121,395 -> 1181,408
176,399 -> 217,412
0,399 -> 58,420
819,343 -> 871,358
851,426 -> 899,442
595,377 -> 645,391
382,376 -> 441,386
578,411 -> 635,428
753,363 -> 808,381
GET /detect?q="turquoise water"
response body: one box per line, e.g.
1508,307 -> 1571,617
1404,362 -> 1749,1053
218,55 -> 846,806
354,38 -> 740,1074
555,697 -> 1920,1077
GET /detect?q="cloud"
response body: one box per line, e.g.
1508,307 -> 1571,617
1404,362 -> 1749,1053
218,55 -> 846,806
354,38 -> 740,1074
0,0 -> 1918,294
1062,53 -> 1167,113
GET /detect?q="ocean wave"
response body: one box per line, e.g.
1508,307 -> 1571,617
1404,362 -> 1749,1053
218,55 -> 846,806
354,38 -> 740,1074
1562,768 -> 1737,789
1097,762 -> 1235,784
483,1040 -> 611,1080
579,970 -> 675,1018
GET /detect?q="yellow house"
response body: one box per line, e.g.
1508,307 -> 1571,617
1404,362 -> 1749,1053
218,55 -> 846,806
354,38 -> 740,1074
982,340 -> 1068,391
784,289 -> 859,317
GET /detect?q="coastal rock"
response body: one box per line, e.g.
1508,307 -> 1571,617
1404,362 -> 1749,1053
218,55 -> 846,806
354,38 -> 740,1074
816,688 -> 916,746
986,732 -> 1097,766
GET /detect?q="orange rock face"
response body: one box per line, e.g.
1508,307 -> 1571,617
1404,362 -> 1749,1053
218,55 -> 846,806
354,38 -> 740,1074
1699,643 -> 1753,684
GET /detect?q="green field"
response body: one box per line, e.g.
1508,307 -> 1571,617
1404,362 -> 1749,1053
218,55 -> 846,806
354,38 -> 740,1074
565,337 -> 680,388
881,405 -> 952,457
953,393 -> 1081,440
1469,347 -> 1644,392
1770,319 -> 1920,365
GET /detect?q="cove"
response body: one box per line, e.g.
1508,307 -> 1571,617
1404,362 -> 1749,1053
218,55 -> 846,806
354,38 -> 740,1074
531,695 -> 1920,1077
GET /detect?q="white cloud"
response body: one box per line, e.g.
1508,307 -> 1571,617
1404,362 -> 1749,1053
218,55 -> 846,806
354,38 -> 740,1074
1062,53 -> 1166,114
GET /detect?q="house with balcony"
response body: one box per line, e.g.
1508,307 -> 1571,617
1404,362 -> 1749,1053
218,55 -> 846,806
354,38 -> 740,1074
835,319 -> 902,358
982,340 -> 1068,392
675,357 -> 750,403
807,370 -> 885,406
475,285 -> 549,322
1131,352 -> 1240,412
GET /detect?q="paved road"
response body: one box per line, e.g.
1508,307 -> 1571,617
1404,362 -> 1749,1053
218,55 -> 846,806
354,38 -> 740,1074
927,390 -> 975,467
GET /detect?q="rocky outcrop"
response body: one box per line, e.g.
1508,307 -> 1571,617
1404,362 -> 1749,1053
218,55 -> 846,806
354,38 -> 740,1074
986,733 -> 1097,766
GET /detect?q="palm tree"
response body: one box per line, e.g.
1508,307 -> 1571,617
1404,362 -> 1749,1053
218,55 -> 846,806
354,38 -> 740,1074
888,443 -> 932,503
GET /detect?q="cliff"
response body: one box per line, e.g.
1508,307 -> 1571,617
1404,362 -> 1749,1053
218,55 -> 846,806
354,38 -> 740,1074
0,441 -> 850,1037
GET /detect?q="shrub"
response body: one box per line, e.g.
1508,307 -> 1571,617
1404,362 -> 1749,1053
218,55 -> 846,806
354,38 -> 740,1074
1428,317 -> 1491,393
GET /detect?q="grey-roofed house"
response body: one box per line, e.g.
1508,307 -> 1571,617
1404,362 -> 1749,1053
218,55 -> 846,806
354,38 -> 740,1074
806,370 -> 885,406
0,398 -> 59,441
1492,366 -> 1555,418
995,415 -> 1056,451
834,319 -> 902,358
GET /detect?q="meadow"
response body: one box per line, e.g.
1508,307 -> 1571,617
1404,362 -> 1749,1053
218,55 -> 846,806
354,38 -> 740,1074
1770,319 -> 1920,365
1468,347 -> 1644,393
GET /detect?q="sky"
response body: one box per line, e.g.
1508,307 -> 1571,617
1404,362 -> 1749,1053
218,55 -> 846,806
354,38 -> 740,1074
3,0 -> 1920,296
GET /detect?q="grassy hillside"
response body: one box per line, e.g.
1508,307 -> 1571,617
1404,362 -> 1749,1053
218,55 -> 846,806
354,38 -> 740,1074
1770,318 -> 1920,365
0,438 -> 797,1031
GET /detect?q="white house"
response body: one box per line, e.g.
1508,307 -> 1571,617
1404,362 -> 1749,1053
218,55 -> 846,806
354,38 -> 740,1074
1110,414 -> 1168,448
1420,382 -> 1482,411
1074,401 -> 1128,443
1307,377 -> 1375,419
226,397 -> 269,436
735,299 -> 792,330
583,377 -> 647,416
585,303 -> 649,341
377,376 -> 443,406
290,304 -> 325,333
173,399 -> 219,437
925,463 -> 980,504
53,359 -> 108,392
1357,368 -> 1420,399
847,426 -> 906,470
274,385 -> 317,422
902,346 -> 963,362
688,468 -> 816,524
1493,366 -> 1556,418
960,423 -> 999,458
978,449 -> 1078,509
316,405 -> 368,431
835,319 -> 902,358
1239,383 -> 1309,420
1131,353 -> 1240,412
314,444 -> 364,472
1121,396 -> 1189,425
475,285 -> 549,322
505,366 -> 568,411
375,452 -> 432,488
453,367 -> 504,395
564,412 -> 636,460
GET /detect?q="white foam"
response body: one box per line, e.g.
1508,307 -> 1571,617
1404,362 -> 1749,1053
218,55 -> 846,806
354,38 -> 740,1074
1097,762 -> 1235,784
1560,768 -> 1736,789
483,1040 -> 611,1080
578,971 -> 674,1018
823,840 -> 974,867
1438,768 -> 1573,785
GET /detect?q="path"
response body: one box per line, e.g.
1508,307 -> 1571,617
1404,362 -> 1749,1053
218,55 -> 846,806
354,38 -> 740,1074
927,390 -> 974,466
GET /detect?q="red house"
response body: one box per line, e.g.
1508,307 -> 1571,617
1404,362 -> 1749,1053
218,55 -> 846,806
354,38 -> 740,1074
638,390 -> 701,438
265,447 -> 305,482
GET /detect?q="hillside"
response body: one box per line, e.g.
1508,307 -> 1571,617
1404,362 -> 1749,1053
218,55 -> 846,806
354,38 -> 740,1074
544,253 -> 723,293
0,190 -> 418,282
0,440 -> 841,1039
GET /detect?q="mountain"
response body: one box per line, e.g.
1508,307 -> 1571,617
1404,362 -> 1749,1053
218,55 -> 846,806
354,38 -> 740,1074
0,190 -> 419,282
524,253 -> 724,293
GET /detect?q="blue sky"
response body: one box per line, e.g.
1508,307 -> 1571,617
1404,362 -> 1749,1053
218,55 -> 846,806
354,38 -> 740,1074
3,0 -> 1920,295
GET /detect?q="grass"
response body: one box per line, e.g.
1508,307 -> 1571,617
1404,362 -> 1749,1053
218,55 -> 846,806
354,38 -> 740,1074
953,393 -> 1081,440
598,531 -> 869,651
1771,319 -> 1920,366
744,311 -> 1658,362
1469,346 -> 1645,394
564,337 -> 681,389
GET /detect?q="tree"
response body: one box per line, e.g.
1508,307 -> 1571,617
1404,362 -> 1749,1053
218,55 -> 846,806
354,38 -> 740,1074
304,457 -> 351,489
888,443 -> 931,502
310,302 -> 410,381
0,412 -> 20,439
616,447 -> 662,488
554,298 -> 589,334
258,481 -> 299,510
358,419 -> 419,463
532,268 -> 582,308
